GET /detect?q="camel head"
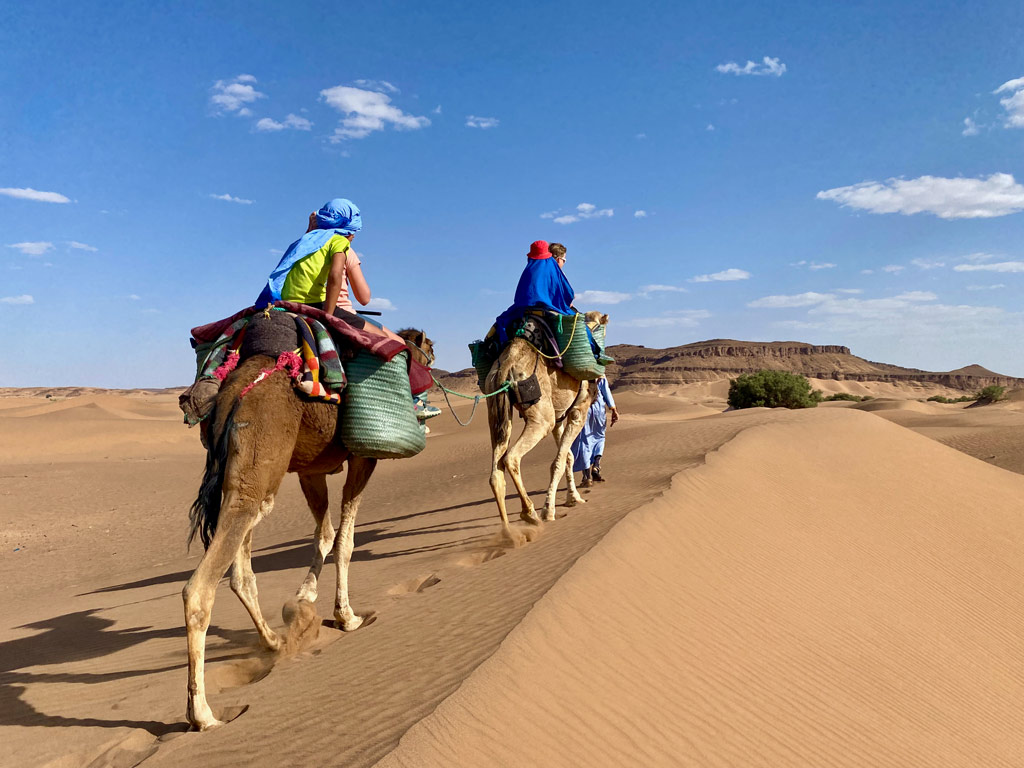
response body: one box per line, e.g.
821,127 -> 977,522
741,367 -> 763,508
584,311 -> 609,329
397,328 -> 434,367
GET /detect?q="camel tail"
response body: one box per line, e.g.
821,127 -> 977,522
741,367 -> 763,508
487,353 -> 518,459
188,398 -> 240,550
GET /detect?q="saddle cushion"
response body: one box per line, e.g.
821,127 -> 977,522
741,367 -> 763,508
239,311 -> 300,361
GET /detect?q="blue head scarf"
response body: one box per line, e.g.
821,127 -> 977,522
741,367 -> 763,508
494,253 -> 576,344
255,199 -> 362,307
512,257 -> 574,314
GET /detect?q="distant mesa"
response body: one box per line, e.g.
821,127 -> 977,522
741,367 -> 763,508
433,339 -> 1023,394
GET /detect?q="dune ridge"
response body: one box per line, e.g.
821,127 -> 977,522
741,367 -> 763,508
376,409 -> 1024,767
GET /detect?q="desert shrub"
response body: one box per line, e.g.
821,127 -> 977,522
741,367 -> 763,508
975,385 -> 1006,404
823,392 -> 862,402
728,370 -> 820,410
928,394 -> 978,404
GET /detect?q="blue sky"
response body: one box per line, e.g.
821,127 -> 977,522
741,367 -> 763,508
2,0 -> 1024,386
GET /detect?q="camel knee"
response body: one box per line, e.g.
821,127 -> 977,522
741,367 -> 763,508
182,582 -> 212,632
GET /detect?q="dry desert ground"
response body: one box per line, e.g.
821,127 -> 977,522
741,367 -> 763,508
1,383 -> 1023,767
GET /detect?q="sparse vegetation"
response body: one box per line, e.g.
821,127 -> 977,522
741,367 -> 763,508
821,392 -> 872,402
927,394 -> 976,404
728,370 -> 820,410
975,385 -> 1006,404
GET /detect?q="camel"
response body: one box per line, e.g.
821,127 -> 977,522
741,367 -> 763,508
484,311 -> 609,539
182,328 -> 433,731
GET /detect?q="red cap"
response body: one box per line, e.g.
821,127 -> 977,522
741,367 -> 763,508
527,240 -> 551,260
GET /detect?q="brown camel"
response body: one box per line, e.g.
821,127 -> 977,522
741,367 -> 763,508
485,312 -> 609,539
182,329 -> 433,731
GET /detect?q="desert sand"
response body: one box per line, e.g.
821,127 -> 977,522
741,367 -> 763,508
1,383 -> 1023,767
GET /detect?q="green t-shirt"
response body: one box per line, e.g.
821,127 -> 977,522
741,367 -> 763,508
280,234 -> 351,304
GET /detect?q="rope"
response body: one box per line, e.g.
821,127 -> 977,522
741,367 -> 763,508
431,376 -> 513,427
516,312 -> 580,360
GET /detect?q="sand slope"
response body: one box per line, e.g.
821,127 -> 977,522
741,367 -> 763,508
379,409 -> 1024,768
2,391 -> 1023,768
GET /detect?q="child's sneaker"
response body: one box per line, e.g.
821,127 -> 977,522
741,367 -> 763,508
413,393 -> 441,420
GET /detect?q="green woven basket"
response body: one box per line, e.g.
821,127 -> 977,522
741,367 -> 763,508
590,323 -> 615,366
341,351 -> 426,459
469,339 -> 498,389
554,313 -> 605,381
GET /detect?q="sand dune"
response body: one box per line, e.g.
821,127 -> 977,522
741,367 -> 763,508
1,389 -> 1022,767
378,409 -> 1024,767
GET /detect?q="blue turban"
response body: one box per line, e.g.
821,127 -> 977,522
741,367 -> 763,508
315,198 -> 362,235
254,198 -> 363,307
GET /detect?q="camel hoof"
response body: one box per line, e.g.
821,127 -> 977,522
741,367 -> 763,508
260,631 -> 282,653
520,510 -> 542,526
333,610 -> 376,632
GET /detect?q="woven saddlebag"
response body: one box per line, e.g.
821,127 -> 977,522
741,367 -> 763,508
341,350 -> 426,459
553,313 -> 605,381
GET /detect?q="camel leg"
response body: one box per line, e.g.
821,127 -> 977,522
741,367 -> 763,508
183,489 -> 261,731
489,432 -> 515,540
229,503 -> 281,652
333,456 -> 377,630
553,423 -> 585,508
296,473 -> 334,603
504,411 -> 554,526
544,405 -> 587,521
562,443 -> 586,507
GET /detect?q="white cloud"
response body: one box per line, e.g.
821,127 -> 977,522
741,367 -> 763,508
321,85 -> 430,140
432,105 -> 442,115
963,252 -> 996,263
634,210 -> 648,218
67,241 -> 97,252
817,173 -> 1024,219
962,117 -> 980,136
211,75 -> 265,115
861,269 -> 875,275
786,294 -> 1024,352
255,114 -> 312,132
953,261 -> 1024,273
994,76 -> 1024,128
210,193 -> 254,204
689,268 -> 750,283
910,258 -> 944,270
748,292 -> 834,308
635,132 -> 647,140
354,79 -> 399,93
894,291 -> 938,301
640,284 -> 687,293
365,297 -> 397,311
546,202 -> 614,225
466,115 -> 499,129
792,260 -> 837,270
881,264 -> 905,273
7,241 -> 53,256
619,310 -> 711,328
128,294 -> 141,300
706,124 -> 715,131
834,288 -> 863,294
0,187 -> 71,203
715,56 -> 786,77
574,290 -> 633,305
0,294 -> 33,305
966,284 -> 1006,291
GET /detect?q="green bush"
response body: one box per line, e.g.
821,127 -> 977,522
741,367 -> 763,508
976,385 -> 1006,404
927,394 -> 978,404
822,392 -> 863,402
728,370 -> 820,410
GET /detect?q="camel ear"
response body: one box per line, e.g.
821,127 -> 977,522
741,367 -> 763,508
601,314 -> 609,324
416,330 -> 426,347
